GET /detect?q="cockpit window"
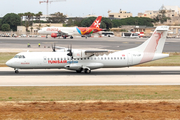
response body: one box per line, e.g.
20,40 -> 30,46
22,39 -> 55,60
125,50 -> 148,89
14,55 -> 25,59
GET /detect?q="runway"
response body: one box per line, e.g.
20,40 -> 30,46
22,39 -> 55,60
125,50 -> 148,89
0,67 -> 180,86
0,37 -> 180,52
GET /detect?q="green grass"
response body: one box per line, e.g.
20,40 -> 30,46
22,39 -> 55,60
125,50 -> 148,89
0,52 -> 17,67
0,52 -> 180,67
1,86 -> 180,101
138,53 -> 180,66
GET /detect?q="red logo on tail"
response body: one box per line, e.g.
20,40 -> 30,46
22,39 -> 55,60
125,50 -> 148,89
90,16 -> 102,28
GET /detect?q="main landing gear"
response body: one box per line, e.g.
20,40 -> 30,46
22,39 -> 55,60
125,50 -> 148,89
14,68 -> 19,74
76,70 -> 82,73
70,36 -> 73,39
76,69 -> 91,74
84,69 -> 91,74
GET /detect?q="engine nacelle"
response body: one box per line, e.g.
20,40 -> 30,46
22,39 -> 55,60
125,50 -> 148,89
72,50 -> 92,58
51,33 -> 58,38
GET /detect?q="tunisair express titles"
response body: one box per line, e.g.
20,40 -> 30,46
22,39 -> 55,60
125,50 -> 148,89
48,60 -> 78,64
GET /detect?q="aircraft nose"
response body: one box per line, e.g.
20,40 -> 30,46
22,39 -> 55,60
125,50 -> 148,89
6,60 -> 12,67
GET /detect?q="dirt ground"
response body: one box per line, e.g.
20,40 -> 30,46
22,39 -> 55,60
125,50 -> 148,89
0,101 -> 180,120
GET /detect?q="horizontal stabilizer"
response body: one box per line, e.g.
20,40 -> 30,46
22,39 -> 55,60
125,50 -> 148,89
155,26 -> 169,31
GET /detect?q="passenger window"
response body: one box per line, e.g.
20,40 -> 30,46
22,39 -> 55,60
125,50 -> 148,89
121,57 -> 122,59
44,58 -> 46,60
94,58 -> 96,60
117,57 -> 119,59
111,57 -> 113,60
61,58 -> 63,60
64,58 -> 66,60
104,57 -> 106,60
81,58 -> 83,60
51,58 -> 53,60
84,58 -> 86,60
87,58 -> 89,60
54,58 -> 56,60
74,58 -> 76,60
114,57 -> 116,60
101,57 -> 103,60
91,58 -> 93,60
57,58 -> 59,60
108,57 -> 110,60
77,58 -> 79,60
124,57 -> 126,59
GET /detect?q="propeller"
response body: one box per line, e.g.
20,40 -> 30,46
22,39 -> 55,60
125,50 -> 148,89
67,44 -> 73,59
52,43 -> 56,52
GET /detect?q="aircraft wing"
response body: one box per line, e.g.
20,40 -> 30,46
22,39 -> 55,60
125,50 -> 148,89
84,50 -> 113,56
85,50 -> 108,53
58,30 -> 73,36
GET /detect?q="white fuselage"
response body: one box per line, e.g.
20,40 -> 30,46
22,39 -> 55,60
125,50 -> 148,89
6,51 -> 168,70
38,27 -> 80,36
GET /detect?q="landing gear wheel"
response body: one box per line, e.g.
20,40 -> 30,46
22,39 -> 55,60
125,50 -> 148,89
63,36 -> 66,39
70,36 -> 73,39
15,70 -> 19,74
76,70 -> 82,73
84,69 -> 91,74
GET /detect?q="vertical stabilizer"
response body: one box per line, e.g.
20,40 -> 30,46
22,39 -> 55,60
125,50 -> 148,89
123,26 -> 169,64
90,16 -> 102,28
126,26 -> 169,53
138,26 -> 169,63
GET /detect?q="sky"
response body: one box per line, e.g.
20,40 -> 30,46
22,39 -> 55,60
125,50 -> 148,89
0,0 -> 180,17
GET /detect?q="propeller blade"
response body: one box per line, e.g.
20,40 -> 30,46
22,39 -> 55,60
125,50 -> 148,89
52,43 -> 56,52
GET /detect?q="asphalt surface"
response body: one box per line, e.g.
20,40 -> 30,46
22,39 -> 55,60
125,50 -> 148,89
0,37 -> 180,52
0,69 -> 180,76
1,67 -> 180,86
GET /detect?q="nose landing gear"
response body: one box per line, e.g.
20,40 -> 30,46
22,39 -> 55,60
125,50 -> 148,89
14,68 -> 19,74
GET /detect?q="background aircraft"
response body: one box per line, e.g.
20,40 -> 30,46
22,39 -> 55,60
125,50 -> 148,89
38,16 -> 102,39
6,26 -> 169,74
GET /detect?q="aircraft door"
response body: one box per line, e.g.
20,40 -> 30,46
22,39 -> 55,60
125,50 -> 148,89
127,53 -> 133,65
43,56 -> 47,63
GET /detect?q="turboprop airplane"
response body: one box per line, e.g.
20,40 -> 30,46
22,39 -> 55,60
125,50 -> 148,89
6,26 -> 169,74
38,16 -> 103,39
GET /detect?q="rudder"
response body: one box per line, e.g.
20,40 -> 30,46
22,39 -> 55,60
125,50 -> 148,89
90,16 -> 102,28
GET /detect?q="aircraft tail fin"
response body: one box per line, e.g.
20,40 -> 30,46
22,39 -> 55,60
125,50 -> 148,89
129,26 -> 169,54
125,26 -> 169,63
90,16 -> 102,28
